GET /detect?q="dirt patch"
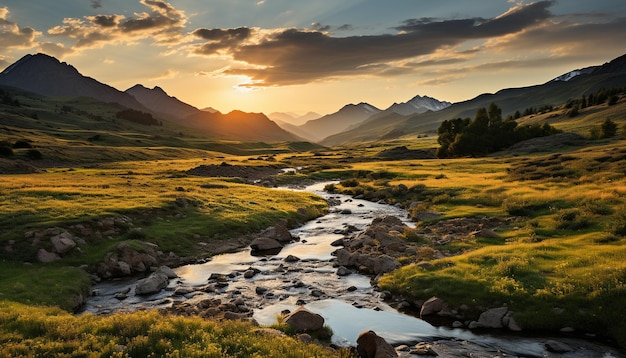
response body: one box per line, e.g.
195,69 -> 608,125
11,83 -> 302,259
186,162 -> 281,182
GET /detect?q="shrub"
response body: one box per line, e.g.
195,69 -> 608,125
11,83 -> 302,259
0,144 -> 13,156
26,149 -> 42,160
339,178 -> 359,187
12,140 -> 32,148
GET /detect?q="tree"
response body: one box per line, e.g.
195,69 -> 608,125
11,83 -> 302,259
600,119 -> 617,138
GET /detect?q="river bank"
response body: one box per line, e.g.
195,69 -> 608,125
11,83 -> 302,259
83,182 -> 626,357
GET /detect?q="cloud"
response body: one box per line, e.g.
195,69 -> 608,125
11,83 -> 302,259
150,68 -> 178,80
190,1 -> 558,86
0,7 -> 40,49
91,0 -> 103,9
37,42 -> 74,58
48,0 -> 187,49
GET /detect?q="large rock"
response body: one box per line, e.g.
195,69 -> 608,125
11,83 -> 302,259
259,223 -> 293,243
364,255 -> 401,275
37,248 -> 60,263
50,231 -> 76,254
249,237 -> 283,252
135,272 -> 169,295
420,296 -> 446,318
477,307 -> 509,329
284,307 -> 325,332
545,340 -> 573,353
356,330 -> 398,358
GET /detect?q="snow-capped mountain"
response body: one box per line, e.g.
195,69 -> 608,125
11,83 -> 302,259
385,95 -> 451,116
550,66 -> 597,82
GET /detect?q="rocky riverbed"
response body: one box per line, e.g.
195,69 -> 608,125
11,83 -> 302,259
83,183 -> 626,357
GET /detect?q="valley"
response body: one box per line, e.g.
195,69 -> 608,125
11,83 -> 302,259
0,52 -> 625,357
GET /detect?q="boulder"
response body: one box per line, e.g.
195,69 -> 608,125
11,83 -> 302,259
356,330 -> 398,358
156,265 -> 178,279
420,296 -> 446,318
336,266 -> 352,276
50,231 -> 76,254
260,224 -> 293,243
250,237 -> 283,252
545,340 -> 573,353
364,255 -> 401,275
477,307 -> 509,329
284,254 -> 300,263
284,307 -> 325,332
37,248 -> 60,263
135,272 -> 169,295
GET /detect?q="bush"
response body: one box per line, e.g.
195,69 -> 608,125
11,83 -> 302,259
26,149 -> 42,160
0,144 -> 13,156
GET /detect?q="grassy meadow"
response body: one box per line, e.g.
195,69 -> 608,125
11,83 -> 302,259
1,87 -> 626,353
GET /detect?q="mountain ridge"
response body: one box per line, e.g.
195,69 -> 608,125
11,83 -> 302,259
125,84 -> 200,120
0,53 -> 148,112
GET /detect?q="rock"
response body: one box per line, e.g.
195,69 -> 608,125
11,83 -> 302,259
37,248 -> 60,263
173,287 -> 193,296
411,342 -> 438,356
420,296 -> 446,318
340,209 -> 352,214
336,266 -> 352,276
356,330 -> 398,358
311,289 -> 325,297
560,327 -> 575,333
503,311 -> 522,331
347,286 -> 358,292
260,224 -> 294,243
452,321 -> 464,328
50,231 -> 77,254
244,269 -> 256,279
545,340 -> 573,353
330,238 -> 345,247
477,307 -> 508,329
255,286 -> 269,295
249,237 -> 283,252
365,255 -> 401,275
114,292 -> 128,300
470,228 -> 499,239
284,254 -> 300,263
157,266 -> 178,279
135,272 -> 169,295
284,307 -> 325,332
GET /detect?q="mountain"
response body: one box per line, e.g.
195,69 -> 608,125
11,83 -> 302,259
0,53 -> 147,111
551,66 -> 597,82
385,95 -> 451,116
125,84 -> 199,120
322,53 -> 626,146
181,110 -> 301,142
201,107 -> 219,113
294,103 -> 381,142
269,111 -> 321,126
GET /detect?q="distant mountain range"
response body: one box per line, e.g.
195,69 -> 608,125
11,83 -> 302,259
322,53 -> 626,146
1,52 -> 624,145
0,53 -> 299,143
275,96 -> 451,142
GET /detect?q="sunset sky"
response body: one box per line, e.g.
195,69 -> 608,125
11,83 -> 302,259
1,0 -> 625,116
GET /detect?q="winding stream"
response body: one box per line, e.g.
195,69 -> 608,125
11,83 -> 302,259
84,183 -> 625,357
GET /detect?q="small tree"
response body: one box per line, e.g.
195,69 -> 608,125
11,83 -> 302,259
600,119 -> 618,138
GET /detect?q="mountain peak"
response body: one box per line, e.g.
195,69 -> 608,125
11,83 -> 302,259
125,83 -> 199,120
0,53 -> 145,111
386,94 -> 451,115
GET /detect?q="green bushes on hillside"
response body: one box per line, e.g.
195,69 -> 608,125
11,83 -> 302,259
115,109 -> 161,126
436,103 -> 560,158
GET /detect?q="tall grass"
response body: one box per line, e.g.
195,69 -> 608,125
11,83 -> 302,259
0,301 -> 346,357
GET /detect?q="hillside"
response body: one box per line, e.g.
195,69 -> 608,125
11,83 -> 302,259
0,54 -> 147,112
322,53 -> 626,146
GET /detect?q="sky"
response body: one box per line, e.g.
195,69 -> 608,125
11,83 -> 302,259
0,0 -> 625,117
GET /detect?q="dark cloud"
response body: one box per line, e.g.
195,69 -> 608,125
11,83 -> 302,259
311,22 -> 331,32
87,15 -> 122,27
192,27 -> 252,54
91,0 -> 103,9
336,24 -> 354,31
192,1 -> 559,86
48,0 -> 186,48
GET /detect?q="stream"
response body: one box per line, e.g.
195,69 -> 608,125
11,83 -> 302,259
84,182 -> 625,357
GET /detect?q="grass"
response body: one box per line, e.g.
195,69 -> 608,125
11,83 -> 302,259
0,301 -> 347,357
